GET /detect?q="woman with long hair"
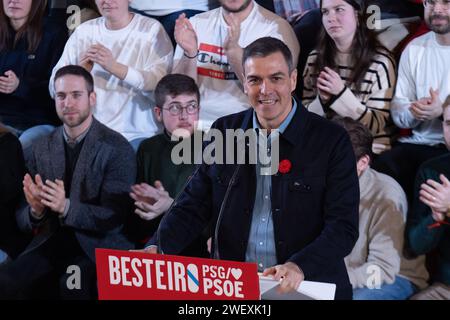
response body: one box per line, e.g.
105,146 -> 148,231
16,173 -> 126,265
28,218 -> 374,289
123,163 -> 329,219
302,0 -> 397,154
0,0 -> 67,155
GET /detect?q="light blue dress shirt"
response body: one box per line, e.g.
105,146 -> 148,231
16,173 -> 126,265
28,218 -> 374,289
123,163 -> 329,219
245,100 -> 297,272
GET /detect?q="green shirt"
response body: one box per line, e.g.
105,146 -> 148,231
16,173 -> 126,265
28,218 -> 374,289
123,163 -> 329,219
407,153 -> 450,285
130,131 -> 207,257
137,131 -> 197,197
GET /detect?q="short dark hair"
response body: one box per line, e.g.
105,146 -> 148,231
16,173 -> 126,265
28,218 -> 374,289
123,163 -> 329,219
332,116 -> 373,161
54,65 -> 94,93
242,37 -> 294,73
154,74 -> 200,107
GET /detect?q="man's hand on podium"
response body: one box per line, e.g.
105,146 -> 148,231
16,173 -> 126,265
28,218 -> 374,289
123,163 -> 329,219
262,262 -> 304,294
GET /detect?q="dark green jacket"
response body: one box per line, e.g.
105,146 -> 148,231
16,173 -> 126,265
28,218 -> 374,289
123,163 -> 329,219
407,153 -> 450,285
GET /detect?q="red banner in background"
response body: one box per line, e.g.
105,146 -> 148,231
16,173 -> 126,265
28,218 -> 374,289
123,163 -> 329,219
96,249 -> 260,300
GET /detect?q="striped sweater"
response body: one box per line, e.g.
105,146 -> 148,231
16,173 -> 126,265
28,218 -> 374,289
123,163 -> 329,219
302,50 -> 397,154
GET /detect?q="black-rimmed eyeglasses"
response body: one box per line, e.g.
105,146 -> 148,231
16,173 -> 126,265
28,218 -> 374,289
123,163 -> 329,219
163,103 -> 199,116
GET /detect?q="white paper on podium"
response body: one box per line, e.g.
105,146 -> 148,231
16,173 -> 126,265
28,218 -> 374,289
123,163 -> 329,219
259,276 -> 336,300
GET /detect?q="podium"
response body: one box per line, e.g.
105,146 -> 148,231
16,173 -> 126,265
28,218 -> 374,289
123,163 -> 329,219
259,276 -> 336,300
96,249 -> 336,300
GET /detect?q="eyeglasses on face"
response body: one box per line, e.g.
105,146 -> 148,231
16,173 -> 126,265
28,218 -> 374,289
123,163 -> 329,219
163,102 -> 199,116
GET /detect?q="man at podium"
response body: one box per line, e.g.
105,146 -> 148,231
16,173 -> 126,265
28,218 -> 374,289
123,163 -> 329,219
141,37 -> 359,300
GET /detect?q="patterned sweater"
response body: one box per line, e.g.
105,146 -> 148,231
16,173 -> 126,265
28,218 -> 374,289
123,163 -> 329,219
302,50 -> 397,154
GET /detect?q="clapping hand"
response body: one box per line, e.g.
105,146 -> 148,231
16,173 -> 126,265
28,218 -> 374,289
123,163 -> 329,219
130,181 -> 173,221
174,13 -> 198,58
0,70 -> 20,94
410,88 -> 442,121
316,67 -> 345,103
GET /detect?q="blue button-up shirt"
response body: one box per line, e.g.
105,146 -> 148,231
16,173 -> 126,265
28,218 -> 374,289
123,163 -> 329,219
245,100 -> 297,272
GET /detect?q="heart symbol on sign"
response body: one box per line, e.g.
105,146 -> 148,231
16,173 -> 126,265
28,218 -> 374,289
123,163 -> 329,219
230,268 -> 242,280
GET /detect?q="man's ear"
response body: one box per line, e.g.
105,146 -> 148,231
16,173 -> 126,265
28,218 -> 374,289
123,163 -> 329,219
290,68 -> 298,93
89,91 -> 96,108
357,154 -> 370,176
242,72 -> 248,94
154,106 -> 163,122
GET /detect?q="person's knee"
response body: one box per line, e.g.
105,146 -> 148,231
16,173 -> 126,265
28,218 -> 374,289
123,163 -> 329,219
352,287 -> 385,300
19,125 -> 55,149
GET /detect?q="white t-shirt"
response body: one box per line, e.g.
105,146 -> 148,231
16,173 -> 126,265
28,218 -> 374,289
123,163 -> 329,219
392,32 -> 450,146
50,14 -> 173,141
174,2 -> 300,129
130,0 -> 215,16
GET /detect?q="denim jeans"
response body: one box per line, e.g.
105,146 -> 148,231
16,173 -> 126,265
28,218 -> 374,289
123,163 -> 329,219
5,124 -> 55,162
19,125 -> 56,149
0,250 -> 8,265
353,276 -> 418,300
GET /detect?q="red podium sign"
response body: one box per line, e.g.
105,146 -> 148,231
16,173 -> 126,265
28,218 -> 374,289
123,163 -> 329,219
96,249 -> 260,300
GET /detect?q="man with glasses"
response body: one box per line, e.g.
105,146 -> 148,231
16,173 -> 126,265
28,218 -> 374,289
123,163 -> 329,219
127,74 -> 208,258
373,0 -> 450,204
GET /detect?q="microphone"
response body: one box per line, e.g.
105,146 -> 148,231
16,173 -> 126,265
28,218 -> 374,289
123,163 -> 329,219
157,123 -> 252,257
213,164 -> 241,260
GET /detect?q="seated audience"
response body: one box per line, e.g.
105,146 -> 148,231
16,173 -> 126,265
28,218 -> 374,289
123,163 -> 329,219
373,0 -> 450,202
50,0 -> 174,151
172,0 -> 299,130
302,0 -> 397,155
0,65 -> 135,299
408,95 -> 450,300
334,117 -> 429,300
127,74 -> 208,257
0,0 -> 67,154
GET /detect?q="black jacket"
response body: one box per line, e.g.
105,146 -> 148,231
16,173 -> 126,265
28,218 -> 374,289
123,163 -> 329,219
0,19 -> 67,130
0,132 -> 30,257
151,104 -> 359,299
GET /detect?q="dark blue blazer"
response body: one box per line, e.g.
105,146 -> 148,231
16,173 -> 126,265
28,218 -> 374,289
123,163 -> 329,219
152,103 -> 359,300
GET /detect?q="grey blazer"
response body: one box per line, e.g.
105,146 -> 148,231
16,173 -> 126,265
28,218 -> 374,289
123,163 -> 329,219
17,118 -> 136,260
